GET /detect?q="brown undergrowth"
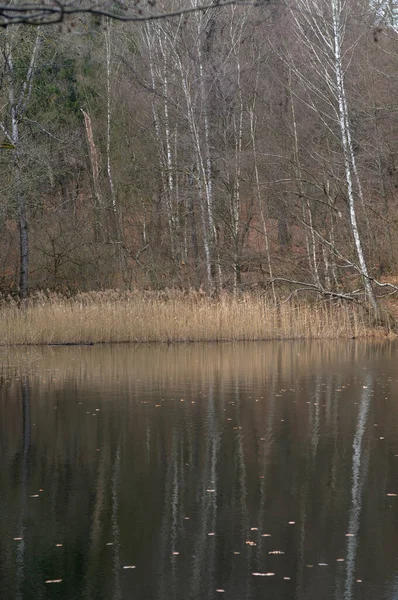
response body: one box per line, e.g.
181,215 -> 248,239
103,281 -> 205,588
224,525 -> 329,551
0,289 -> 391,346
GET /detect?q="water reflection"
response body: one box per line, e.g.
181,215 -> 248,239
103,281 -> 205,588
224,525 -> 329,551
0,341 -> 398,600
343,376 -> 372,600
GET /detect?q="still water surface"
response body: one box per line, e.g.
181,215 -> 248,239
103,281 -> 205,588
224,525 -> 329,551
1,341 -> 398,599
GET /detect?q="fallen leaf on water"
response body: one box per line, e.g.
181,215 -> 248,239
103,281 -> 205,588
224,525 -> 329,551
45,580 -> 62,584
252,572 -> 275,577
123,565 -> 136,569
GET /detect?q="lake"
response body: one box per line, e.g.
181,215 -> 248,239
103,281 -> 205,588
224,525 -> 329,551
1,341 -> 398,599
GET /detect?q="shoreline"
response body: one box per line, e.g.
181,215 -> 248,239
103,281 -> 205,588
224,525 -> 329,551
0,290 -> 393,346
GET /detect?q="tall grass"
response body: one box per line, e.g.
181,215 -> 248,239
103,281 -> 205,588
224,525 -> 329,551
0,289 -> 387,346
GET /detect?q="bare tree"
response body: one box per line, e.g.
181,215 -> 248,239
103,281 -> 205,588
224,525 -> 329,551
0,27 -> 42,299
288,0 -> 379,311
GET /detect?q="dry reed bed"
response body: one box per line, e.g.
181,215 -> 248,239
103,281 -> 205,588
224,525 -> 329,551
0,290 -> 380,345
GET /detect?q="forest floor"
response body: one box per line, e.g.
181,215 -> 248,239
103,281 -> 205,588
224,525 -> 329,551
0,290 -> 394,346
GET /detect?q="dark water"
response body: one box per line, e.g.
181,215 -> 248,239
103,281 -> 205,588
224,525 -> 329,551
1,341 -> 398,600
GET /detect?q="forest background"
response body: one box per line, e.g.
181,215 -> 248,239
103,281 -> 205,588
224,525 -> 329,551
1,0 -> 398,320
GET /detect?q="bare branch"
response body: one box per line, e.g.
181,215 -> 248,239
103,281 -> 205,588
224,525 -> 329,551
266,277 -> 362,303
0,0 -> 271,27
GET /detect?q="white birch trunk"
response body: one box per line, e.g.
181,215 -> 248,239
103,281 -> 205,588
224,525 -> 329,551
105,19 -> 117,215
249,105 -> 276,304
331,0 -> 378,311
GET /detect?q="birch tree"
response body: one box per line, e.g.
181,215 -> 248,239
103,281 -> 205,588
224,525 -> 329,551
289,0 -> 379,311
0,27 -> 42,299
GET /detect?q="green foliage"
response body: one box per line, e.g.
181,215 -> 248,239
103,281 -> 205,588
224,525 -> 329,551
28,45 -> 88,125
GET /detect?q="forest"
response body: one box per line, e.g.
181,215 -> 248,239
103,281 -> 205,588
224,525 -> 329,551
1,0 -> 398,318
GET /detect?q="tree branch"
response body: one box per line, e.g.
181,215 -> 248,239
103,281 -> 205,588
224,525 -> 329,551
0,0 -> 271,27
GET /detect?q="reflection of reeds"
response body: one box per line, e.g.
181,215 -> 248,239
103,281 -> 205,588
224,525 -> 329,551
0,290 -> 386,345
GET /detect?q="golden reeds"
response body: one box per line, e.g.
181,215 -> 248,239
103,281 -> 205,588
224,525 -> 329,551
0,289 -> 387,346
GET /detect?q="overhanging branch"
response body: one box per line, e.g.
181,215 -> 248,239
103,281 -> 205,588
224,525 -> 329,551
0,0 -> 270,26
